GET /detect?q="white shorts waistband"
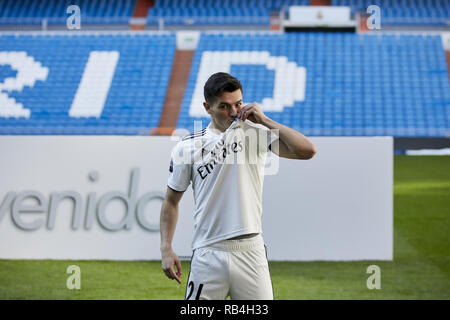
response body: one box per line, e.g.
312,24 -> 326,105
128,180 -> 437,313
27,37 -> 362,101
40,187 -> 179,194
205,234 -> 264,252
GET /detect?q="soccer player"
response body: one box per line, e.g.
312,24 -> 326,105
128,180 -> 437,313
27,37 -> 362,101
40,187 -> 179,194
160,72 -> 317,300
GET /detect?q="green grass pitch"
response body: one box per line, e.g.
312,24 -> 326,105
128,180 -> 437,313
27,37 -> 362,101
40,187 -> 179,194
0,155 -> 449,299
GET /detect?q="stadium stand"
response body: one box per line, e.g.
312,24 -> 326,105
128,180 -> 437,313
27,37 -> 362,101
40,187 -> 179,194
333,0 -> 449,26
0,1 -> 448,139
177,32 -> 449,137
147,0 -> 310,25
0,31 -> 448,137
0,33 -> 175,134
0,0 -> 136,25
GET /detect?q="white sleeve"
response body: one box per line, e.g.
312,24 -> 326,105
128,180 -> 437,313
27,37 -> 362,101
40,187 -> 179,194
263,126 -> 279,153
244,120 -> 279,153
266,128 -> 279,153
167,141 -> 192,192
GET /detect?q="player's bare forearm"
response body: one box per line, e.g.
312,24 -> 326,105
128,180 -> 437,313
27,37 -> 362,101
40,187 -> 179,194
261,116 -> 317,159
160,191 -> 183,284
160,198 -> 179,251
160,186 -> 184,250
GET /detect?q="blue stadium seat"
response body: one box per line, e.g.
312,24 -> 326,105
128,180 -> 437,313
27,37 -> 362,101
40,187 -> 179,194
332,0 -> 449,26
0,0 -> 135,25
0,33 -> 176,135
176,32 -> 449,137
147,0 -> 310,25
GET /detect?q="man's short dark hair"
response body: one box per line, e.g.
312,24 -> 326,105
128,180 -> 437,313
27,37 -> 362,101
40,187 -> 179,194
204,72 -> 243,105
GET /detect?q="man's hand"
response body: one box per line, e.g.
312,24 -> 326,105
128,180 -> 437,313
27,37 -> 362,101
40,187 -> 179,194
237,102 -> 268,124
237,102 -> 317,160
161,248 -> 182,284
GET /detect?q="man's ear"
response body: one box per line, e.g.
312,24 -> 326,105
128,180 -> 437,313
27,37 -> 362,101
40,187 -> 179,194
203,102 -> 212,114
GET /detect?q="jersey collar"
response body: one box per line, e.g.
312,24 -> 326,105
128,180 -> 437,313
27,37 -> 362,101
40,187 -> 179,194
206,119 -> 241,136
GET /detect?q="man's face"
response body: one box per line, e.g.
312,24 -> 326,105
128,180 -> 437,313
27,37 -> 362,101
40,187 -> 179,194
204,89 -> 243,132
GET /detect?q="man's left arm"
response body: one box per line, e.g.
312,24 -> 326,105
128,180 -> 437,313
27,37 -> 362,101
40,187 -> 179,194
237,102 -> 317,160
261,117 -> 317,160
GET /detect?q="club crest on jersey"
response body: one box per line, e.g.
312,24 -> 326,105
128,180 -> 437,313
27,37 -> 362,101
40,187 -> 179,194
169,159 -> 174,173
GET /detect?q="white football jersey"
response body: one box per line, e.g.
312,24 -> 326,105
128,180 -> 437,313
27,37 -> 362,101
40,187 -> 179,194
168,119 -> 277,250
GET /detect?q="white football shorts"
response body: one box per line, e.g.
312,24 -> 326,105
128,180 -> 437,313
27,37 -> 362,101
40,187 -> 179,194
185,234 -> 274,300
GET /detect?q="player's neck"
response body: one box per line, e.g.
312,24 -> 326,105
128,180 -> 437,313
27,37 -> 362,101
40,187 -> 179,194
209,119 -> 227,133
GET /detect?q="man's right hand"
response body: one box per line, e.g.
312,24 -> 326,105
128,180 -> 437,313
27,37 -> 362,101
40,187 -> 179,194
161,248 -> 182,284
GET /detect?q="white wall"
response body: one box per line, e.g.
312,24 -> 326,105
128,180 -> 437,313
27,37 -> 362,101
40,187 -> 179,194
0,136 -> 392,261
289,6 -> 352,24
263,137 -> 393,260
